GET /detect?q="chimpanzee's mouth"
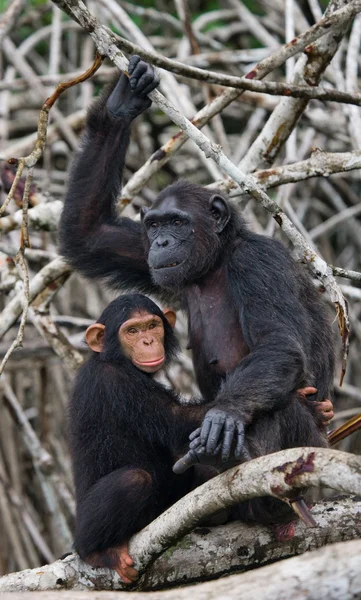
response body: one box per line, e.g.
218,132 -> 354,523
134,356 -> 165,367
154,261 -> 183,270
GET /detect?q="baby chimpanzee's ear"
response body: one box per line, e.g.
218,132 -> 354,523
85,324 -> 105,352
163,308 -> 176,329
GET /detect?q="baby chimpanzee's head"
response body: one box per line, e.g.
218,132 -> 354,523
85,294 -> 178,373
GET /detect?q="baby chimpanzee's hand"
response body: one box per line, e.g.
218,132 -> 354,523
107,56 -> 159,122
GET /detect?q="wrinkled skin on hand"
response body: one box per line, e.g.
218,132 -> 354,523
107,55 -> 159,122
199,408 -> 245,460
173,388 -> 335,475
173,409 -> 245,475
173,429 -> 221,475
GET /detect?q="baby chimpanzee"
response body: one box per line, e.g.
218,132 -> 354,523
68,293 -> 333,583
68,294 -> 211,583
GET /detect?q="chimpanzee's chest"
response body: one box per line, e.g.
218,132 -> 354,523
184,268 -> 249,401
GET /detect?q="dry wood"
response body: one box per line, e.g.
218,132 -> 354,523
1,0 -> 361,587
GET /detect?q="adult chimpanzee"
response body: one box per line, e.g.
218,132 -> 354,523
60,57 -> 334,472
69,293 -> 212,584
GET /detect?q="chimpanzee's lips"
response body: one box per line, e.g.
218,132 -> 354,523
134,355 -> 165,367
153,260 -> 183,270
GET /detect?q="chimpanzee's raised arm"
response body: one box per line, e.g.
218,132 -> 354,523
59,57 -> 160,294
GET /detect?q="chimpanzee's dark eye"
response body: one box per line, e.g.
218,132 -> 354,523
173,219 -> 183,227
149,222 -> 159,229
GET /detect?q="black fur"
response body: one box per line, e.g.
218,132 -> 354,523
68,294 -> 204,564
61,59 -> 334,525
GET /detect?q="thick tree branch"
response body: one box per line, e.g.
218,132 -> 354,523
0,448 -> 360,592
1,537 -> 361,598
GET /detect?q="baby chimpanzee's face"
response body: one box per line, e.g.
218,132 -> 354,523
119,310 -> 166,373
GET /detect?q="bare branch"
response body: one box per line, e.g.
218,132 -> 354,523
239,0 -> 354,172
0,448 -> 360,592
0,257 -> 71,340
51,0 -> 351,379
0,201 -> 63,234
0,0 -> 26,48
109,29 -> 361,106
117,1 -> 361,206
215,150 -> 361,196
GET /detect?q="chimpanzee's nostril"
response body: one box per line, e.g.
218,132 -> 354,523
157,239 -> 169,248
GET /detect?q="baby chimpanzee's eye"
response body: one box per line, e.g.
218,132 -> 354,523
127,327 -> 138,334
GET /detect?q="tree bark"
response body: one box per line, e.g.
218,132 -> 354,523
1,530 -> 361,598
0,497 -> 360,593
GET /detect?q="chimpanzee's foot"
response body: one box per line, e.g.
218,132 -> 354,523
85,543 -> 138,585
113,541 -> 138,584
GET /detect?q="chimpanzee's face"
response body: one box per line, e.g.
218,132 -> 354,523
118,310 -> 166,373
142,193 -> 231,289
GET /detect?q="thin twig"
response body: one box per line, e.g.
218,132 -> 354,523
0,250 -> 29,377
52,0 -> 350,381
110,29 -> 361,106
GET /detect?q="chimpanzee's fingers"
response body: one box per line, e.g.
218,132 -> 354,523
221,417 -> 235,462
137,72 -> 157,96
189,439 -> 222,456
297,386 -> 317,397
206,416 -> 225,455
200,415 -> 212,446
317,399 -> 334,414
107,76 -> 129,116
140,72 -> 160,97
129,59 -> 158,97
128,55 -> 141,75
190,436 -> 202,450
173,450 -> 198,474
234,421 -> 245,460
129,61 -> 148,91
189,428 -> 201,441
213,441 -> 222,456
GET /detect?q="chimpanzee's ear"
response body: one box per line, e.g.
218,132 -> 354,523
163,308 -> 176,329
85,324 -> 105,352
209,194 -> 231,233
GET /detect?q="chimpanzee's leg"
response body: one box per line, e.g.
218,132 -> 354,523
75,467 -> 160,583
234,398 -> 328,531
